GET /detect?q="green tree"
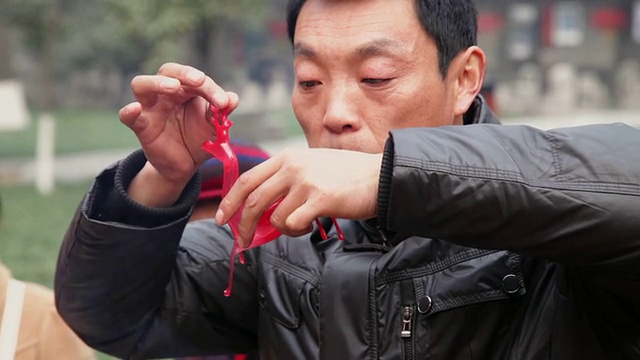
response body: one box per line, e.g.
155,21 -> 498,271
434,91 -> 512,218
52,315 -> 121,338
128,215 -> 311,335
97,0 -> 268,80
2,0 -> 65,110
0,24 -> 13,80
3,0 -> 269,108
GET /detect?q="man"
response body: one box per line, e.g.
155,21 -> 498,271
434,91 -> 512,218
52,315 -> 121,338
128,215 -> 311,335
55,0 -> 640,359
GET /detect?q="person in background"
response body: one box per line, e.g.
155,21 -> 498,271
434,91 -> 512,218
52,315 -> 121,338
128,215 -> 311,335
0,195 -> 96,360
178,139 -> 268,360
190,139 -> 271,222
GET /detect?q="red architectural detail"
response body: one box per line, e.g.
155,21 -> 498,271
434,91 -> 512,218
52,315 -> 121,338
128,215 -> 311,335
541,5 -> 553,47
591,8 -> 628,30
268,20 -> 287,38
478,12 -> 505,32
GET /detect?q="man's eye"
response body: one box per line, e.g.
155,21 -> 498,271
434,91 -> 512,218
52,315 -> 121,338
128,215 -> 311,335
299,81 -> 320,88
362,78 -> 392,85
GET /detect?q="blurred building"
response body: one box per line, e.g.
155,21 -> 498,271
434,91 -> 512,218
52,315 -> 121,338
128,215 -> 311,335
477,0 -> 640,114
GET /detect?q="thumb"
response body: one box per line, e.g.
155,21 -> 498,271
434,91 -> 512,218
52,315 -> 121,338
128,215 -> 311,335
226,92 -> 240,113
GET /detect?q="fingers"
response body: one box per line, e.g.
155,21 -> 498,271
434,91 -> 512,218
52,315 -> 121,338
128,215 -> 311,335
119,102 -> 141,122
216,160 -> 277,226
227,91 -> 240,113
236,174 -> 299,247
216,149 -> 382,247
119,102 -> 143,130
157,62 -> 232,110
130,75 -> 180,108
217,156 -> 320,247
129,63 -> 238,112
269,191 -> 317,237
215,158 -> 294,245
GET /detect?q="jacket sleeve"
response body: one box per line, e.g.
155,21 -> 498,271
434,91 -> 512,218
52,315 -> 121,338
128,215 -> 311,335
54,150 -> 259,359
378,123 -> 640,267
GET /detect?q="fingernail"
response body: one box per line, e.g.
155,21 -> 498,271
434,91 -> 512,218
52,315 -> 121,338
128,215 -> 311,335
214,209 -> 224,224
212,92 -> 229,108
187,70 -> 203,83
161,78 -> 179,89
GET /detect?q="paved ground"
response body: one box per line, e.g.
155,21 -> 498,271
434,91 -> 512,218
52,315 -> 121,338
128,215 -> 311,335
500,109 -> 640,130
1,110 -> 638,186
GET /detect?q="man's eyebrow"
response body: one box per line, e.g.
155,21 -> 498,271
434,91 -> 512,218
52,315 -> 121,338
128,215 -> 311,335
353,38 -> 404,59
293,38 -> 404,60
293,42 -> 317,58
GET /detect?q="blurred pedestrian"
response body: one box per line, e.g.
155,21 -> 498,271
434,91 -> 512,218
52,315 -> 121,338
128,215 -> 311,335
190,139 -> 270,222
0,195 -> 96,360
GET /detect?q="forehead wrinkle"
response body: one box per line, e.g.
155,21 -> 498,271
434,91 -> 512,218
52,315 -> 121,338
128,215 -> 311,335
294,37 -> 410,65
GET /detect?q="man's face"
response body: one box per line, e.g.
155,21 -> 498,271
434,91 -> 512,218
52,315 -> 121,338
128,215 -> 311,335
291,0 -> 461,153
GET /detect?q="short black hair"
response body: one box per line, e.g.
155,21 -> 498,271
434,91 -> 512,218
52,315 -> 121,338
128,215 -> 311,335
286,0 -> 477,77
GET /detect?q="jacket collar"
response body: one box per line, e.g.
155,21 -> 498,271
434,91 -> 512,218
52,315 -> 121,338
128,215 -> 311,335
464,95 -> 501,126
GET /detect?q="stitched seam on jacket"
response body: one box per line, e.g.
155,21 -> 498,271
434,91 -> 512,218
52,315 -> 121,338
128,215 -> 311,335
547,131 -> 565,181
261,251 -> 320,287
429,289 -> 507,313
395,157 -> 640,195
376,248 -> 499,285
367,261 -> 379,359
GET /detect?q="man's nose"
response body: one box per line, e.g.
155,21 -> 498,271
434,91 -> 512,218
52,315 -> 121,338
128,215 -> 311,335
322,83 -> 362,134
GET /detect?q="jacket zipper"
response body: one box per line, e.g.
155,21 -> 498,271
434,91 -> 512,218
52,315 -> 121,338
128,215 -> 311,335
401,305 -> 414,360
400,279 -> 415,360
376,225 -> 391,247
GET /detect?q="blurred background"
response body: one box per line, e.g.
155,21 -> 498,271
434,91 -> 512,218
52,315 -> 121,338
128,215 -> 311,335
0,0 -> 639,359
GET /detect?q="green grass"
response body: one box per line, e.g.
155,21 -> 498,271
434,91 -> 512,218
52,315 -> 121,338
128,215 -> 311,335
0,108 -> 139,158
0,182 -> 90,287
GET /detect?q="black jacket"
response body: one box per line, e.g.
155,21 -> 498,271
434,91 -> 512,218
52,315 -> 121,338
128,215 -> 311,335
55,98 -> 640,359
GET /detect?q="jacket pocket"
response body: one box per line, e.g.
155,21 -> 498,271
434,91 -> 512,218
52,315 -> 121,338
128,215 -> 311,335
377,249 -> 526,359
259,252 -> 319,329
413,250 -> 525,317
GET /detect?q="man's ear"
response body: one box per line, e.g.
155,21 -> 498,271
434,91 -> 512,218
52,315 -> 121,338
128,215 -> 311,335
447,46 -> 486,116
